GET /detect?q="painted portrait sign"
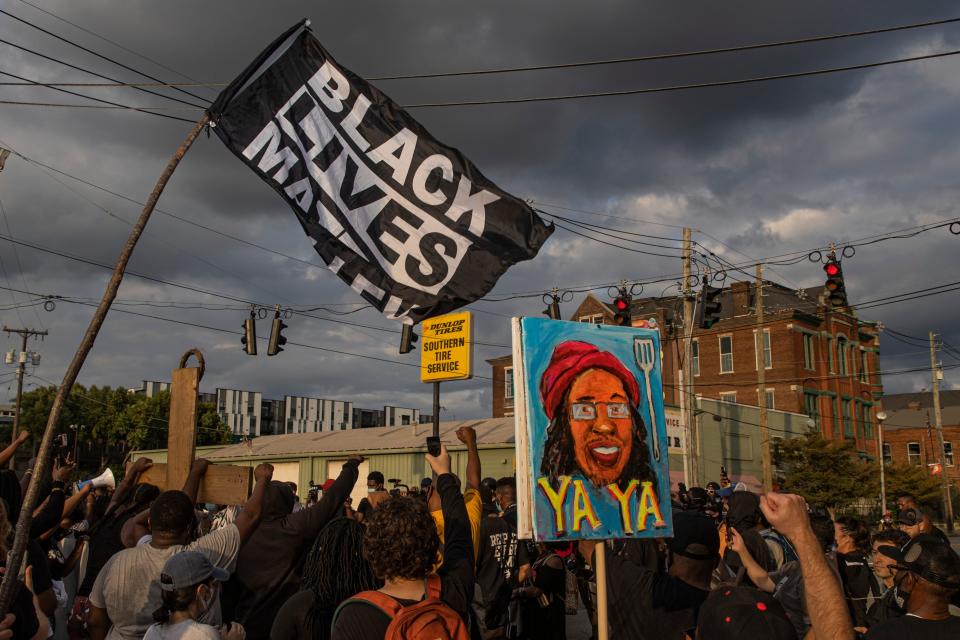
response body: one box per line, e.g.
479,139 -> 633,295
513,317 -> 672,541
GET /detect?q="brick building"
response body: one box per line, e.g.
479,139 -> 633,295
879,391 -> 960,492
487,280 -> 883,457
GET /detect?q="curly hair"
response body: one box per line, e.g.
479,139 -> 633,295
363,496 -> 439,581
836,516 -> 871,554
540,399 -> 655,492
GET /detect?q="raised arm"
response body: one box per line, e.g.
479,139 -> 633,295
233,463 -> 273,543
288,456 -> 361,541
760,493 -> 853,640
729,527 -> 776,592
181,458 -> 210,504
0,430 -> 29,467
456,426 -> 481,491
120,508 -> 150,548
105,457 -> 153,515
430,445 -> 474,580
30,458 -> 75,536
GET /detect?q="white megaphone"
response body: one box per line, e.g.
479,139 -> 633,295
76,468 -> 115,492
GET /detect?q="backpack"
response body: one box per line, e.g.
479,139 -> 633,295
333,574 -> 470,640
760,529 -> 799,565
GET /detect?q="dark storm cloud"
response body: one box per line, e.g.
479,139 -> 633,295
2,0 -> 960,418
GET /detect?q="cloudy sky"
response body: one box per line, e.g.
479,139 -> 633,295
1,0 -> 959,421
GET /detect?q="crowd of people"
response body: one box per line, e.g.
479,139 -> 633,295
0,425 -> 957,640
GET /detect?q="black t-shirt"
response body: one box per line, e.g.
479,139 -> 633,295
865,614 -> 960,639
26,539 -> 52,596
271,589 -> 316,640
865,587 -> 903,629
79,510 -> 135,596
476,515 -> 527,629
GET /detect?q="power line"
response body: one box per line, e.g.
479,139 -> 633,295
8,15 -> 957,87
0,7 -> 210,104
0,36 -> 209,108
13,0 -> 217,96
402,49 -> 960,108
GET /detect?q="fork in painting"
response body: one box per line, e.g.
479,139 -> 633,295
633,337 -> 661,462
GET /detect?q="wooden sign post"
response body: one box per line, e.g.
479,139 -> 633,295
138,349 -> 251,504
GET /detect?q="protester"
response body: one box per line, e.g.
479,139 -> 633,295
895,494 -> 932,530
896,508 -> 950,544
144,551 -> 245,640
696,585 -> 797,640
355,472 -> 388,522
834,516 -> 880,628
330,444 -> 472,640
270,517 -> 380,640
721,491 -> 776,585
475,486 -> 528,638
0,499 -> 47,639
86,461 -> 273,640
512,541 -> 568,640
863,529 -> 910,629
224,456 -> 362,639
430,426 -> 484,562
579,508 -> 719,640
865,534 -> 960,638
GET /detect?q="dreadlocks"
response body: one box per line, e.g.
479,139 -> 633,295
302,517 -> 380,640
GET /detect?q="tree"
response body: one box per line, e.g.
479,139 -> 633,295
885,462 -> 943,512
775,433 -> 879,510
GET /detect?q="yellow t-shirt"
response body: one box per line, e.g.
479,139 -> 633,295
431,488 -> 483,565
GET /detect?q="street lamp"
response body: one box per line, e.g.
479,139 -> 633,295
876,411 -> 888,515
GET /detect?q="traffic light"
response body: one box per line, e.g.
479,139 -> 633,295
613,291 -> 632,326
696,280 -> 723,329
267,311 -> 288,356
823,258 -> 847,307
399,323 -> 418,354
241,314 -> 257,356
543,296 -> 560,320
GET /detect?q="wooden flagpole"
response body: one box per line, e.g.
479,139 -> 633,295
0,113 -> 210,615
595,541 -> 609,640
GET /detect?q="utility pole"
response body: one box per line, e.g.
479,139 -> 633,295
3,326 -> 48,468
929,331 -> 955,532
680,227 -> 698,486
755,266 -> 772,491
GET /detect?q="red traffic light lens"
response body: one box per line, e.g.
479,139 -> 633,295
615,298 -> 629,311
824,262 -> 840,277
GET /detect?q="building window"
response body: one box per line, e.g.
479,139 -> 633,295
803,391 -> 819,425
827,337 -> 835,373
837,338 -> 848,376
719,335 -> 733,373
907,442 -> 921,466
860,350 -> 869,383
882,443 -> 892,465
803,333 -> 815,370
719,391 -> 737,404
504,366 -> 514,401
692,339 -> 700,377
862,405 -> 872,439
945,442 -> 954,467
764,388 -> 775,409
842,399 -> 853,438
755,329 -> 772,369
578,314 -> 604,324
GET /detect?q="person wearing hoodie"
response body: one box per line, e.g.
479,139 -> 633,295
222,455 -> 362,639
720,491 -> 775,586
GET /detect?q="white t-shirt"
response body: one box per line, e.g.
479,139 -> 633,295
143,619 -> 220,640
89,524 -> 240,640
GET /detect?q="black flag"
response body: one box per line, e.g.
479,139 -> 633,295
208,21 -> 553,324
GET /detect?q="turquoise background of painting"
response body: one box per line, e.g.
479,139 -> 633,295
521,317 -> 673,541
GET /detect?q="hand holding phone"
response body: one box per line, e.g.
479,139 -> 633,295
427,436 -> 441,457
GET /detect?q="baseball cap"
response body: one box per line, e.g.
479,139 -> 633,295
878,534 -> 960,590
159,551 -> 229,591
667,510 -> 720,560
697,586 -> 796,640
896,508 -> 923,527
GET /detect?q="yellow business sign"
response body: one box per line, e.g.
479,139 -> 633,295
420,311 -> 473,382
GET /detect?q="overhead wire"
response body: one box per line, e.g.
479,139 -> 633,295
13,0 -> 218,96
0,7 -> 210,104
